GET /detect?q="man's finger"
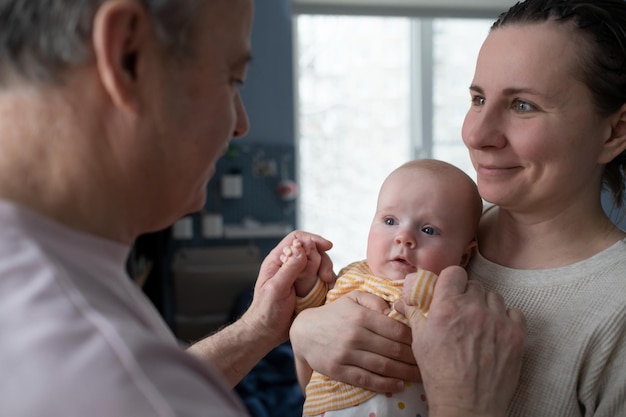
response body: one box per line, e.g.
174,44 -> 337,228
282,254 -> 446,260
464,280 -> 486,300
346,290 -> 395,315
431,266 -> 468,301
317,252 -> 336,284
293,230 -> 333,252
486,290 -> 507,314
258,244 -> 307,294
508,307 -> 528,332
395,300 -> 427,330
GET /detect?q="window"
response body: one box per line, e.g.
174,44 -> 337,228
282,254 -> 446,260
296,15 -> 491,269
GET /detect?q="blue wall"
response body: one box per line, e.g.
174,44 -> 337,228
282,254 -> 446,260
240,0 -> 295,146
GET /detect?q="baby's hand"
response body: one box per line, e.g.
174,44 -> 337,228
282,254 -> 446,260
279,238 -> 305,266
280,239 -> 319,297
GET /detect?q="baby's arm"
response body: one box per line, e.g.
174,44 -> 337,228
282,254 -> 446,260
402,269 -> 438,315
280,239 -> 329,392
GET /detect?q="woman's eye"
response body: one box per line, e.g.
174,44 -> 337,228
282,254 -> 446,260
471,95 -> 485,106
513,99 -> 534,112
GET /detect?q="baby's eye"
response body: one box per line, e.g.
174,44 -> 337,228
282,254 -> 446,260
384,218 -> 397,226
421,226 -> 438,235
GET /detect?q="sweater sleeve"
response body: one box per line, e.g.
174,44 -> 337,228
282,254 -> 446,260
294,279 -> 328,315
578,303 -> 626,417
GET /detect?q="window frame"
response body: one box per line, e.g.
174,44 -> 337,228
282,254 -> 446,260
291,0 -> 512,19
292,10 -> 494,267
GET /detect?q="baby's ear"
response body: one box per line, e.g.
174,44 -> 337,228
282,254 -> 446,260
460,240 -> 478,268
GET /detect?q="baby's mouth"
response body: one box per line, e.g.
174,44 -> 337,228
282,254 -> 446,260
392,256 -> 415,269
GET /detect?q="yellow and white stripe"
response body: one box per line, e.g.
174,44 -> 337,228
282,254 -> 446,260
299,261 -> 437,416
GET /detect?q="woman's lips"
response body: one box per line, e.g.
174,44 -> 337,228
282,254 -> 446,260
476,163 -> 522,176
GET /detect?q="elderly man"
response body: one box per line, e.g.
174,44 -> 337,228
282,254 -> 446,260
0,1 -> 525,416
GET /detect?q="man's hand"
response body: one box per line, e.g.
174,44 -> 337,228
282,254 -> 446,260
396,266 -> 527,417
240,230 -> 334,346
188,230 -> 334,387
290,290 -> 421,394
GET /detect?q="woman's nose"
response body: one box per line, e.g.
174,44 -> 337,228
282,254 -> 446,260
461,105 -> 507,150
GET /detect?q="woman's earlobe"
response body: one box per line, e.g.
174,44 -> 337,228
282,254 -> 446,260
598,104 -> 626,164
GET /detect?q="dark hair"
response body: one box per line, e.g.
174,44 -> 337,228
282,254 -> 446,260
493,0 -> 626,208
0,0 -> 200,84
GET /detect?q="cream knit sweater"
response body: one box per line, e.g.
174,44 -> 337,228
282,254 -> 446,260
468,238 -> 626,416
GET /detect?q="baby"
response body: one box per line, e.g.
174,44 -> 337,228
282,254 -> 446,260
284,159 -> 483,417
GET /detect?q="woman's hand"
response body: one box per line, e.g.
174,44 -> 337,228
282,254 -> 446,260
290,290 -> 420,393
396,266 -> 527,417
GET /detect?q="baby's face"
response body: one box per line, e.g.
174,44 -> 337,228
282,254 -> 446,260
366,166 -> 478,280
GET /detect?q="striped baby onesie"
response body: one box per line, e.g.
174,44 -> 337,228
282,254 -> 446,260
295,260 -> 437,416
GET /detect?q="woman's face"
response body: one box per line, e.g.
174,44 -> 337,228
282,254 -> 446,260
462,22 -> 613,214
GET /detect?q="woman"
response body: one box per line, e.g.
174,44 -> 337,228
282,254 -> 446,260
291,1 -> 626,415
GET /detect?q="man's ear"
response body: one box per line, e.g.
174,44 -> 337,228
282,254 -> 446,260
92,0 -> 151,113
599,103 -> 626,164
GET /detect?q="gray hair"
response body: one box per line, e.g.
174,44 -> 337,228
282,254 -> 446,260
0,0 -> 200,84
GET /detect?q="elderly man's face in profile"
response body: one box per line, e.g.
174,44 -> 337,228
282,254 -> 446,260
140,0 -> 253,219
